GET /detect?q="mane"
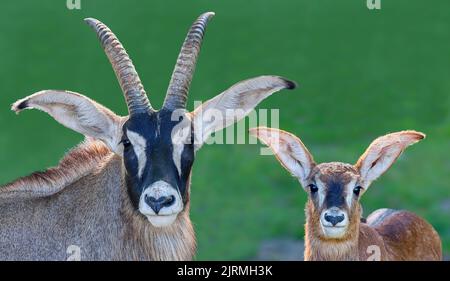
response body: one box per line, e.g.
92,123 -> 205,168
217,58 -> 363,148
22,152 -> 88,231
0,138 -> 113,204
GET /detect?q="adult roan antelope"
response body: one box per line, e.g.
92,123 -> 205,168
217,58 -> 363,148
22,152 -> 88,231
250,128 -> 442,261
0,12 -> 296,260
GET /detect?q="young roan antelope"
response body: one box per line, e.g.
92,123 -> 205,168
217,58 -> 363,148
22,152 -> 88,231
250,128 -> 442,261
0,12 -> 296,260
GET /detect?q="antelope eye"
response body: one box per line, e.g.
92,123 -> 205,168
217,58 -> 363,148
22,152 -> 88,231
308,184 -> 318,194
353,186 -> 363,196
121,139 -> 132,149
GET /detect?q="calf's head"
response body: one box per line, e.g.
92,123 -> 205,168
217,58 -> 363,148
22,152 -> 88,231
250,128 -> 424,239
12,13 -> 296,227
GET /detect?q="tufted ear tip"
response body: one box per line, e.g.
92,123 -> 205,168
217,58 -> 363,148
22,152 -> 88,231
406,130 -> 426,141
11,98 -> 29,114
391,130 -> 426,146
355,129 -> 427,184
282,78 -> 298,90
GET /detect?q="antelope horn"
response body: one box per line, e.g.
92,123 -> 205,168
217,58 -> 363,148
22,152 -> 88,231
163,12 -> 215,110
84,18 -> 153,115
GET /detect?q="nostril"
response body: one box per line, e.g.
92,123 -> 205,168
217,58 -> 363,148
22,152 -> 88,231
324,213 -> 345,226
162,195 -> 175,207
144,195 -> 176,214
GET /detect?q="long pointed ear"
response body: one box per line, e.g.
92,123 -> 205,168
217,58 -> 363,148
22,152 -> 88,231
249,127 -> 315,187
12,90 -> 124,154
355,130 -> 425,186
191,76 -> 296,149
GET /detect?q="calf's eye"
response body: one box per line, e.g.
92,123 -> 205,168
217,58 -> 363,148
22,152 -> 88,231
308,184 -> 318,194
353,186 -> 363,196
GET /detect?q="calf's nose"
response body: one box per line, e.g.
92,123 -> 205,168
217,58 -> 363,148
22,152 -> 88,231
324,212 -> 345,226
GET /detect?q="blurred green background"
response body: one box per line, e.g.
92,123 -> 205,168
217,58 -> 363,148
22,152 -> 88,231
0,0 -> 449,260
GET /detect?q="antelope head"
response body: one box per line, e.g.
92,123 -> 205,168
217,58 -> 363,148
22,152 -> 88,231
12,13 -> 296,228
250,128 -> 424,240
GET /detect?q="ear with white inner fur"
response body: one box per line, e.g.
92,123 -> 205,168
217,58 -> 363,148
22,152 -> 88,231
355,130 -> 425,186
190,76 -> 296,150
249,127 -> 315,187
12,90 -> 124,154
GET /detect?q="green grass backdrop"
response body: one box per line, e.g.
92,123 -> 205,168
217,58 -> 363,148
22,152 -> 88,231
0,0 -> 449,259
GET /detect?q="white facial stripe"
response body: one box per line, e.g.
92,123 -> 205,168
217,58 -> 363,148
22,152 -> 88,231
172,144 -> 183,177
315,178 -> 326,207
171,144 -> 188,207
171,119 -> 191,177
345,178 -> 358,208
126,130 -> 147,179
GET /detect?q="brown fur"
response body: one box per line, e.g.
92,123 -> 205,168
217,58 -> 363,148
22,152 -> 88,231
251,128 -> 442,261
304,163 -> 442,261
304,200 -> 362,261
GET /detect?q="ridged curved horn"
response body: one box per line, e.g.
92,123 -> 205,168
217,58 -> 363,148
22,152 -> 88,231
163,12 -> 215,110
84,18 -> 153,115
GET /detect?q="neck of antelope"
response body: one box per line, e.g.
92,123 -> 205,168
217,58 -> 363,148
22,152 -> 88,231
304,200 -> 361,261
